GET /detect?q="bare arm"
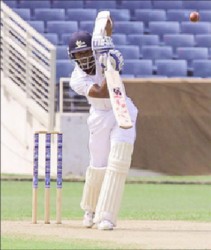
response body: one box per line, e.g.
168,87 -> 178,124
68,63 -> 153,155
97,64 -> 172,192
88,78 -> 109,98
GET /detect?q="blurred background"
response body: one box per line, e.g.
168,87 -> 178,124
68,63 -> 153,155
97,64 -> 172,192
1,0 -> 211,177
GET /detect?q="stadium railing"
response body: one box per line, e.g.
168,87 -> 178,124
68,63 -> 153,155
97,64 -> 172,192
1,1 -> 56,131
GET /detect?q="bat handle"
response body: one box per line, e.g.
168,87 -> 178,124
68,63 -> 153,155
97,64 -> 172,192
106,55 -> 113,71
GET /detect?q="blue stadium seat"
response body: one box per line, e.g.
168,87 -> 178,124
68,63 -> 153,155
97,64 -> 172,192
155,60 -> 187,77
163,34 -> 195,54
183,1 -> 211,10
181,22 -> 211,34
177,47 -> 209,69
13,8 -> 31,21
134,10 -> 166,31
52,0 -> 83,9
42,33 -> 59,45
199,11 -> 211,22
116,45 -> 140,59
112,34 -> 127,45
109,9 -> 130,21
120,1 -> 152,10
19,1 -> 51,15
166,10 -> 192,22
123,59 -> 153,76
57,46 -> 69,60
28,21 -> 45,33
34,9 -> 65,24
142,46 -> 173,61
47,21 -> 78,41
66,9 -> 97,21
56,60 -> 74,82
209,49 -> 211,59
149,22 -> 180,38
79,21 -> 94,33
61,34 -> 71,46
195,35 -> 211,47
85,0 -> 116,9
120,1 -> 152,20
127,34 -> 160,46
114,21 -> 144,35
3,0 -> 17,8
193,60 -> 211,77
153,0 -> 183,9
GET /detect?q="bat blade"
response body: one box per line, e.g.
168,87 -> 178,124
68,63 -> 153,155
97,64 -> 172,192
105,67 -> 133,129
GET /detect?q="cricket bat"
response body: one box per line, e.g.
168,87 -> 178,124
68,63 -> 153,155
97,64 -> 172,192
105,56 -> 133,129
92,11 -> 133,129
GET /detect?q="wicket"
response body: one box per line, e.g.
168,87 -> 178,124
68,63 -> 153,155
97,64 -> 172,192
32,131 -> 63,224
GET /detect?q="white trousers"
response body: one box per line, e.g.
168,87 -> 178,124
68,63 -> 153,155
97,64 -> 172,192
87,98 -> 138,168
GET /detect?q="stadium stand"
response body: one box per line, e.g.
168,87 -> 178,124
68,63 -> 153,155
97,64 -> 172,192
79,21 -> 95,33
182,0 -> 211,10
195,35 -> 211,47
66,9 -> 97,21
149,21 -> 180,38
56,46 -> 69,60
112,34 -> 127,45
109,9 -> 130,21
4,0 -> 211,82
152,0 -> 183,10
27,21 -> 45,33
142,46 -> 173,61
19,0 -> 51,15
84,0 -> 117,9
166,10 -> 192,22
120,0 -> 152,19
115,45 -> 140,59
155,60 -> 187,77
193,60 -> 211,77
123,59 -> 153,76
177,47 -> 209,73
51,0 -> 84,9
120,0 -> 152,10
12,8 -> 31,21
47,21 -> 78,42
42,33 -> 59,45
163,34 -> 195,55
127,34 -> 160,46
34,9 -> 66,24
56,60 -> 74,82
114,21 -> 144,35
3,0 -> 17,8
181,22 -> 211,34
177,47 -> 209,65
61,34 -> 71,46
199,11 -> 211,22
134,9 -> 166,32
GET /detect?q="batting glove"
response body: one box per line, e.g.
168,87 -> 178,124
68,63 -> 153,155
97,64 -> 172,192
99,49 -> 124,72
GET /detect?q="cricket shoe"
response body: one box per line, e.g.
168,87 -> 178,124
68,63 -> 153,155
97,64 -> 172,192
97,220 -> 114,230
83,211 -> 95,228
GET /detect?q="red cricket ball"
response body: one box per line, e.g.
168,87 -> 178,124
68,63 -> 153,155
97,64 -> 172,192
189,11 -> 200,22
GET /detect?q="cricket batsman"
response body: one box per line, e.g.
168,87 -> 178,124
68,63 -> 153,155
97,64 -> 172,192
68,11 -> 138,230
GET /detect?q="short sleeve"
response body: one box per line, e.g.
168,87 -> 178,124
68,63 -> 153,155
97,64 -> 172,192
70,67 -> 94,97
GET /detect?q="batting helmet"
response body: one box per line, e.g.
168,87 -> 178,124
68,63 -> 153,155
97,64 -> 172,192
68,31 -> 92,59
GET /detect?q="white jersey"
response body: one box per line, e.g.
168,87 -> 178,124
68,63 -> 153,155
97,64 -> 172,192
70,59 -> 138,167
70,62 -> 112,111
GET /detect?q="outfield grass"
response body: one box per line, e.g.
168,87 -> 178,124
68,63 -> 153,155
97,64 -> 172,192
2,179 -> 211,250
2,180 -> 211,221
2,236 -> 127,250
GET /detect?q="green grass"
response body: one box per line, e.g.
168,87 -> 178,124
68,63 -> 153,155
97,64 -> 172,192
1,180 -> 211,221
2,179 -> 211,250
1,235 -> 131,250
